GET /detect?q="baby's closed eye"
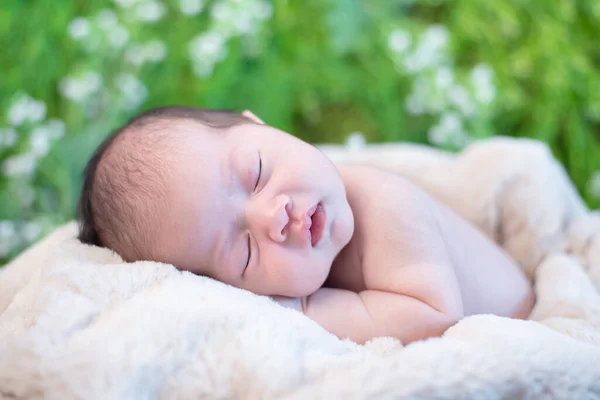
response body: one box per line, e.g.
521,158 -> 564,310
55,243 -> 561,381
253,153 -> 262,192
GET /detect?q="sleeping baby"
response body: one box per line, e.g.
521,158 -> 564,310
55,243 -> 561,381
77,106 -> 535,345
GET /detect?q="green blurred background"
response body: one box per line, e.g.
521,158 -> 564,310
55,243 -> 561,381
1,0 -> 600,264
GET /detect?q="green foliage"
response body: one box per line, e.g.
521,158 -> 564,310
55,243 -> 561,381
1,0 -> 599,263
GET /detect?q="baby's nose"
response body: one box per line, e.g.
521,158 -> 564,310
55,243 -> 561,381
248,194 -> 291,243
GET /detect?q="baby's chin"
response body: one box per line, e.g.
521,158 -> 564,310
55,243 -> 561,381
282,266 -> 332,297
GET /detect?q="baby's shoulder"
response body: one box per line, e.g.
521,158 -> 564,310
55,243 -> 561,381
336,166 -> 457,301
337,164 -> 439,226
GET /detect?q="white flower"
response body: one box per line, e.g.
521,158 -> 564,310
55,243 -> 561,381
439,112 -> 462,132
29,100 -> 47,123
470,63 -> 496,105
192,63 -> 215,77
474,82 -> 496,105
125,44 -> 147,66
186,0 -> 273,74
0,220 -> 19,256
113,0 -> 138,8
188,31 -> 228,76
21,221 -> 41,242
210,0 -> 272,36
59,72 -> 102,102
427,125 -> 447,146
405,94 -> 425,115
7,94 -> 46,126
402,53 -> 421,73
30,126 -> 51,157
428,112 -> 466,147
2,153 -> 37,176
388,29 -> 411,54
0,127 -> 18,148
253,1 -> 273,20
7,94 -> 31,126
135,1 -> 166,22
401,24 -> 449,73
471,63 -> 494,84
85,71 -> 103,93
404,78 -> 429,115
233,13 -> 255,35
46,119 -> 66,140
126,40 -> 166,65
179,0 -> 204,16
108,25 -> 130,48
59,77 -> 89,102
421,24 -> 449,52
345,132 -> 366,152
435,66 -> 454,89
96,9 -> 118,30
448,85 -> 475,116
116,73 -> 148,110
211,2 -> 232,21
450,130 -> 470,148
403,46 -> 445,73
0,220 -> 16,239
145,39 -> 166,62
68,17 -> 91,40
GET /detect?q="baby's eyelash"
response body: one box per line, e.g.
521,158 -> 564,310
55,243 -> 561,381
253,154 -> 262,192
245,233 -> 251,269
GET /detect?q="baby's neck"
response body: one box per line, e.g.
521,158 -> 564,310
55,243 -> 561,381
325,164 -> 369,292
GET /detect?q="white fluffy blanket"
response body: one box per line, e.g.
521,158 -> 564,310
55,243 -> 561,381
2,137 -> 600,399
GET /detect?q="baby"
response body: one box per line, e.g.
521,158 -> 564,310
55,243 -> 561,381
78,106 -> 534,345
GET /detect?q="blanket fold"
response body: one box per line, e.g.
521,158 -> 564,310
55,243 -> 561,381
1,137 -> 600,399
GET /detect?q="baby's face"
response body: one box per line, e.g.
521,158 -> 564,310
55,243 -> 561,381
154,119 -> 354,297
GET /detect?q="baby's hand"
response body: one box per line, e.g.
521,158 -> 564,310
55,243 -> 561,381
271,295 -> 305,313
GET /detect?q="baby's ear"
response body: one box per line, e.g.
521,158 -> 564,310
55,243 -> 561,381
242,110 -> 265,124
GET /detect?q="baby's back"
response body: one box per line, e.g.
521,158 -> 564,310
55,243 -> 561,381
435,196 -> 534,317
335,164 -> 534,319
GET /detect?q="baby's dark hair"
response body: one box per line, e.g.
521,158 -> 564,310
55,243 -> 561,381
77,105 -> 253,260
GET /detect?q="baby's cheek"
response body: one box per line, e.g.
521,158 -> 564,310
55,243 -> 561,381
264,247 -> 328,289
263,248 -> 295,275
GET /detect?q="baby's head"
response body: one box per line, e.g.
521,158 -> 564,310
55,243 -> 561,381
78,106 -> 354,297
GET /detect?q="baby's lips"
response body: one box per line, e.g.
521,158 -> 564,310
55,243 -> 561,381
310,203 -> 326,247
299,213 -> 312,245
294,204 -> 317,246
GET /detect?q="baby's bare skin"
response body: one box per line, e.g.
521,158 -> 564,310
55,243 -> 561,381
300,164 -> 534,344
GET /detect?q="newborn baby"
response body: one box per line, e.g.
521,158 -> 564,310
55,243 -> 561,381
78,106 -> 534,345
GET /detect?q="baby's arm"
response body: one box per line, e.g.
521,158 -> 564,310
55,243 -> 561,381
301,288 -> 460,345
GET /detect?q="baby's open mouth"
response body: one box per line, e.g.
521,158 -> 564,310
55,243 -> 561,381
309,203 -> 326,247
